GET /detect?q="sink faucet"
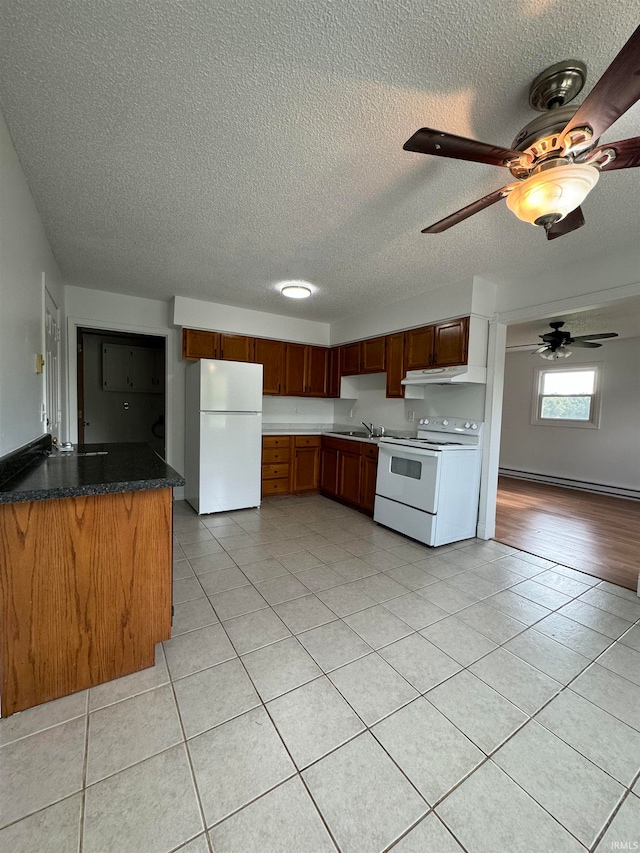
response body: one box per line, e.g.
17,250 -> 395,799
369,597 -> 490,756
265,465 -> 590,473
361,422 -> 375,436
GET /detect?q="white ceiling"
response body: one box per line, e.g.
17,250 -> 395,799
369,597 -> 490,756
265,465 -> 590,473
1,0 -> 639,322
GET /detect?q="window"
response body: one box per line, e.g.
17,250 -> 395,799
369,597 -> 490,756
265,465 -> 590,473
532,364 -> 601,428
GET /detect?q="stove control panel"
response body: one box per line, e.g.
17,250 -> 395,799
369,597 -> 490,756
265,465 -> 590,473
418,417 -> 483,435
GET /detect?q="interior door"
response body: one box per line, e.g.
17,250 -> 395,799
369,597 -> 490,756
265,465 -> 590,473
44,288 -> 61,442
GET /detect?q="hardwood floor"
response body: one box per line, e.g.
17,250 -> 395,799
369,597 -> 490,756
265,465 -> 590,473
495,476 -> 640,591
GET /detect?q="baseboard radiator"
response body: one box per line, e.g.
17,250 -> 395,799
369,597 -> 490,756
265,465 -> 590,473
498,468 -> 640,501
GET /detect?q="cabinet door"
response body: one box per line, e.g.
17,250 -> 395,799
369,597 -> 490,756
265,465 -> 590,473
385,332 -> 405,398
129,347 -> 156,393
292,446 -> 320,492
361,337 -> 386,373
433,317 -> 469,366
404,325 -> 435,370
182,329 -> 219,360
327,347 -> 340,398
307,346 -> 328,397
340,342 -> 362,375
338,447 -> 362,506
361,450 -> 379,513
102,344 -> 132,392
220,334 -> 255,362
320,446 -> 339,497
284,343 -> 307,396
255,338 -> 284,395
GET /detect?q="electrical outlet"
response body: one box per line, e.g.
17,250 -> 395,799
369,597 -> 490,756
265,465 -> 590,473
407,410 -> 415,422
294,406 -> 299,414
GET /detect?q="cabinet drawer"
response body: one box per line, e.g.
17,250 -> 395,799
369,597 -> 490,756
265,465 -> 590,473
294,435 -> 321,448
363,444 -> 379,459
263,436 -> 291,448
262,464 -> 290,480
262,478 -> 289,495
262,447 -> 291,464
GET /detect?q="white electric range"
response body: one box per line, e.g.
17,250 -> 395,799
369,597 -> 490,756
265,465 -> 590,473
374,417 -> 484,547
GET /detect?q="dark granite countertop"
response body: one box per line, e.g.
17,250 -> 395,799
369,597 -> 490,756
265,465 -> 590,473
0,441 -> 184,504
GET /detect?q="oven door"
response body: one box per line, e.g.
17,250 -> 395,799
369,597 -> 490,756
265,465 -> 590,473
375,445 -> 441,513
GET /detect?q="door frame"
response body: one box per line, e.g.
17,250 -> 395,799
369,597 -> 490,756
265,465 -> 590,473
66,317 -> 173,464
43,280 -> 62,442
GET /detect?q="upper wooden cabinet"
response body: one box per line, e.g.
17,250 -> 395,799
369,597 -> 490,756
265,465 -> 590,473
340,341 -> 362,375
433,317 -> 469,366
219,333 -> 255,362
254,338 -> 285,395
404,317 -> 469,370
361,336 -> 386,373
404,325 -> 436,370
284,344 -> 327,397
182,329 -> 219,360
327,347 -> 340,398
385,332 -> 405,398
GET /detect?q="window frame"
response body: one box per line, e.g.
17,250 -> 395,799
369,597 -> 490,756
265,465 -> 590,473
531,362 -> 602,429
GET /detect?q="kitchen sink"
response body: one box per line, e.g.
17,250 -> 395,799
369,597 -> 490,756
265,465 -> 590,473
331,430 -> 370,437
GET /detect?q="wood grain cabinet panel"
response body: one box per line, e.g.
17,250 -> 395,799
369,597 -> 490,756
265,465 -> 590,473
0,488 -> 172,716
254,338 -> 285,395
182,329 -> 219,360
320,445 -> 339,497
404,325 -> 435,370
327,347 -> 341,398
284,343 -> 307,396
338,445 -> 363,506
433,317 -> 469,366
340,342 -> 362,375
361,337 -> 386,373
385,332 -> 405,398
292,445 -> 320,492
361,446 -> 379,513
219,334 -> 255,362
307,347 -> 328,397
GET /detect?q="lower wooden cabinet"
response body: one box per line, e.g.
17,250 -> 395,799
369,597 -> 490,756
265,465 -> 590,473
262,435 -> 321,496
319,437 -> 379,514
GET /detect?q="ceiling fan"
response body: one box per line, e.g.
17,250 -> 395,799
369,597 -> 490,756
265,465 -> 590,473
532,321 -> 618,359
404,24 -> 640,239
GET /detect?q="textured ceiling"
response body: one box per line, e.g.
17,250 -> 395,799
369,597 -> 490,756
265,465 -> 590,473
1,0 -> 639,321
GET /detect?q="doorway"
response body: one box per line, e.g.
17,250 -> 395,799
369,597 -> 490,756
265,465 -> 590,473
77,327 -> 166,457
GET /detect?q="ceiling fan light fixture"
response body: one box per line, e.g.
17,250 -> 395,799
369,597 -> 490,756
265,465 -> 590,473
280,281 -> 312,299
540,347 -> 572,360
506,163 -> 600,227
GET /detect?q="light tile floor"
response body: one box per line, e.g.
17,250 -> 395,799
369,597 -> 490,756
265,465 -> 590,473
1,493 -> 639,853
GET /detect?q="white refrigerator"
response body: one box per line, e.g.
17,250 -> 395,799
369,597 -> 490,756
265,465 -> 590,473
185,359 -> 263,514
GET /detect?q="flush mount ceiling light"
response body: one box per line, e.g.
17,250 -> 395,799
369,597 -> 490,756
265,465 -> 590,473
280,281 -> 312,299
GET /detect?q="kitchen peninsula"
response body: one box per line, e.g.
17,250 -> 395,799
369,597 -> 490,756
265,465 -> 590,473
0,437 -> 184,716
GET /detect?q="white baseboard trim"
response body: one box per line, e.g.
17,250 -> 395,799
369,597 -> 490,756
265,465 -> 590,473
499,469 -> 640,501
476,523 -> 491,541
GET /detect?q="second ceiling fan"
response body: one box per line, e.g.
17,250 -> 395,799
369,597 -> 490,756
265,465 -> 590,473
404,24 -> 640,239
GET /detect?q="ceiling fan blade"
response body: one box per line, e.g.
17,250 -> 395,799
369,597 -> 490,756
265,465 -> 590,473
421,185 -> 512,234
591,137 -> 640,171
532,346 -> 549,354
404,128 -> 526,168
546,206 -> 585,240
570,332 -> 618,341
560,24 -> 640,144
570,341 -> 601,348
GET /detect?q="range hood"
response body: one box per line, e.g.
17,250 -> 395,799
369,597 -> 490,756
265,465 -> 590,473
401,365 -> 487,386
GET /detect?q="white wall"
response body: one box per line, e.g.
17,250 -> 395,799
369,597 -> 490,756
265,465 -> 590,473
173,296 -> 330,345
262,396 -> 335,426
0,107 -> 65,456
500,337 -> 640,494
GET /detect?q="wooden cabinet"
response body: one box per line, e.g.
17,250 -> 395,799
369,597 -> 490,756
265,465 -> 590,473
338,444 -> 362,506
284,343 -> 307,396
320,442 -> 339,497
219,333 -> 254,362
0,488 -> 172,716
385,332 -> 405,398
284,344 -> 327,397
340,342 -> 362,375
254,338 -> 285,395
292,436 -> 320,492
262,436 -> 291,495
319,437 -> 379,514
361,445 -> 379,513
361,336 -> 386,373
182,329 -> 219,360
327,347 -> 341,398
404,318 -> 469,370
404,325 -> 436,370
433,317 -> 469,366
